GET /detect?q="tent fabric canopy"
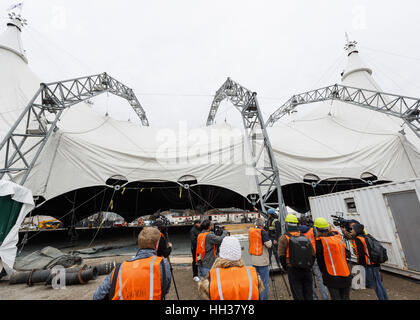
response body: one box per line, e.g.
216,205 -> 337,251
0,21 -> 419,208
0,180 -> 35,275
0,195 -> 22,245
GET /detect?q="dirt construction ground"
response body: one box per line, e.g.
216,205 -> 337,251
0,255 -> 419,300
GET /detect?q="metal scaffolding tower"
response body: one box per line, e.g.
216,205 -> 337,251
207,78 -> 287,224
0,72 -> 149,184
266,84 -> 420,138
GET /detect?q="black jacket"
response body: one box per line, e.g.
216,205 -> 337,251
157,232 -> 172,258
189,225 -> 201,250
353,235 -> 378,267
342,230 -> 378,267
266,216 -> 281,240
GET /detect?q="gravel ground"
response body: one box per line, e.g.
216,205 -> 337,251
0,255 -> 419,300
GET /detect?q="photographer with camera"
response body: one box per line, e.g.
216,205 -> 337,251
152,218 -> 172,258
339,219 -> 389,300
196,219 -> 228,278
151,212 -> 182,299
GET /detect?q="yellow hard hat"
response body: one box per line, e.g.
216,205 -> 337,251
314,217 -> 329,229
285,214 -> 298,224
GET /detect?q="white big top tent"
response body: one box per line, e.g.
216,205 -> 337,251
0,15 -> 419,205
267,41 -> 420,187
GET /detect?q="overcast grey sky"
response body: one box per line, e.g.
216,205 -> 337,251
4,0 -> 420,128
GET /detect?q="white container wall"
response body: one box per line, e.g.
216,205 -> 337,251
309,179 -> 420,280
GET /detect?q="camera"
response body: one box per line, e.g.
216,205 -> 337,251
152,210 -> 171,227
214,224 -> 230,236
331,214 -> 353,232
152,211 -> 171,239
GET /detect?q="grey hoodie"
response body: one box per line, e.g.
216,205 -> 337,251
198,230 -> 228,269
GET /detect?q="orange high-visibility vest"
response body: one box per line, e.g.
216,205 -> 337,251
248,228 -> 263,256
285,231 -> 301,258
196,232 -> 216,261
319,236 -> 350,277
303,227 -> 316,254
110,256 -> 163,300
352,236 -> 371,265
209,266 -> 259,300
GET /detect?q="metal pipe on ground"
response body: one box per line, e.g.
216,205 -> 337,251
9,265 -> 101,286
64,262 -> 116,276
9,270 -> 51,285
94,261 -> 116,275
45,267 -> 98,286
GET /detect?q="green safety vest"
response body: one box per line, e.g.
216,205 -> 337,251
268,219 -> 278,231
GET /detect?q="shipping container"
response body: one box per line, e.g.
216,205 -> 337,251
309,179 -> 420,280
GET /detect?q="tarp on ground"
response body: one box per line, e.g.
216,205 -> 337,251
69,245 -> 138,259
14,246 -> 81,271
14,245 -> 135,270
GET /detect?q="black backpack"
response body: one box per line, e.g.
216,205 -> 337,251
288,232 -> 314,269
365,234 -> 388,264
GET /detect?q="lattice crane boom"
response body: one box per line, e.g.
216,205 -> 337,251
0,72 -> 149,184
207,78 -> 287,226
266,84 -> 420,138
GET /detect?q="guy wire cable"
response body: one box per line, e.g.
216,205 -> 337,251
88,188 -> 117,248
19,182 -> 121,249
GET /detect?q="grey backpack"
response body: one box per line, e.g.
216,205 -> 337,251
288,232 -> 314,269
365,234 -> 388,264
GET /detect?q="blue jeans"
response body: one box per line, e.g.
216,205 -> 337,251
254,265 -> 270,300
366,266 -> 389,300
199,266 -> 210,278
312,261 -> 330,300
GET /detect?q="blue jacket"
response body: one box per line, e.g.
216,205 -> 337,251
93,248 -> 171,300
298,225 -> 310,234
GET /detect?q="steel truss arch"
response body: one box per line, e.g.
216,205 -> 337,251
206,78 -> 287,225
266,84 -> 420,138
0,72 -> 149,184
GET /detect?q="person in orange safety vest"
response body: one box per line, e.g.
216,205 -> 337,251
198,236 -> 264,300
342,222 -> 389,300
93,227 -> 171,300
298,217 -> 330,300
314,218 -> 351,300
278,214 -> 315,300
196,219 -> 228,278
248,218 -> 272,300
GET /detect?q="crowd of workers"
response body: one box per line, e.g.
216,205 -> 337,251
92,209 -> 389,300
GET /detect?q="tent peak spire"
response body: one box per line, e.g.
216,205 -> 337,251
6,2 -> 27,31
341,36 -> 373,83
344,33 -> 358,57
6,12 -> 28,32
0,7 -> 28,63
